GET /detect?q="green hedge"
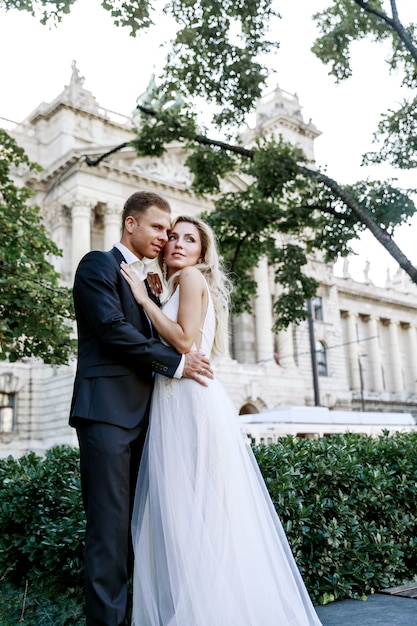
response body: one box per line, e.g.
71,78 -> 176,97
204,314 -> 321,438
253,431 -> 417,604
0,446 -> 85,625
1,432 -> 417,622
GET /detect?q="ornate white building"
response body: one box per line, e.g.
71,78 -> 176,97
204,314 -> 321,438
1,64 -> 417,457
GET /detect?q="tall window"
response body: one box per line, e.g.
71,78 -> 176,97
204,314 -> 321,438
315,341 -> 328,377
312,296 -> 323,321
0,392 -> 15,433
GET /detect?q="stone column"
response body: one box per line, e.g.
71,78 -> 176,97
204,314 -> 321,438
71,203 -> 91,278
277,328 -> 295,367
254,258 -> 275,364
389,320 -> 403,392
346,312 -> 360,390
407,325 -> 417,394
368,316 -> 384,391
103,206 -> 121,250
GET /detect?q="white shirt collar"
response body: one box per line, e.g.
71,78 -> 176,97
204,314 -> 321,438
114,242 -> 148,279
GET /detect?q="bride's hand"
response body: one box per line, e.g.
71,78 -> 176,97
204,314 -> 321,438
120,262 -> 148,304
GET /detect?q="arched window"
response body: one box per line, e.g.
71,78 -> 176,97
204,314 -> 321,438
0,373 -> 19,433
239,403 -> 259,415
0,392 -> 15,433
315,341 -> 328,377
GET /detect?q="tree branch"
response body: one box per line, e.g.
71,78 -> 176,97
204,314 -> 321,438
302,166 -> 417,282
84,142 -> 130,166
85,105 -> 417,284
353,0 -> 394,26
135,105 -> 255,158
230,231 -> 251,273
354,0 -> 417,65
0,264 -> 71,298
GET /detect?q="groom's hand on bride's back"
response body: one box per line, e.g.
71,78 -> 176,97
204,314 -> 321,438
183,352 -> 213,386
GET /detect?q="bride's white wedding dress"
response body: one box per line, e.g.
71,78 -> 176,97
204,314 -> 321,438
131,283 -> 322,625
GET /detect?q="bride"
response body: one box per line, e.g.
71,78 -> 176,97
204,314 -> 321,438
121,215 -> 322,626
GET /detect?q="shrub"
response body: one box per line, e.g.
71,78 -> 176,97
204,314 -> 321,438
0,446 -> 85,623
0,446 -> 85,591
1,433 -> 417,616
0,579 -> 84,626
254,431 -> 417,604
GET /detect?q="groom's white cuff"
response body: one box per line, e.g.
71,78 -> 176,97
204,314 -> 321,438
173,355 -> 185,379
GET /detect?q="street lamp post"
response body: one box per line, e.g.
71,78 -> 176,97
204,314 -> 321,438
307,300 -> 320,407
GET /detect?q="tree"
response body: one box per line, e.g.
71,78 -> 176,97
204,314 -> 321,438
2,0 -> 417,331
0,129 -> 75,364
312,0 -> 417,170
125,100 -> 416,326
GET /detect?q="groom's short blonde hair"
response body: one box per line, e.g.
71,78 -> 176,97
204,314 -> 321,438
122,191 -> 171,226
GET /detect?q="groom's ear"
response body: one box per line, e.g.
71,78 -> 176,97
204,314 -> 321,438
124,215 -> 136,233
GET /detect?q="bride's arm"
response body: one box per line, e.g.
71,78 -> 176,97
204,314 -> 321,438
121,263 -> 205,354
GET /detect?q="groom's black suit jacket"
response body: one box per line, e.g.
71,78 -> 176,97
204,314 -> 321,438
69,246 -> 181,428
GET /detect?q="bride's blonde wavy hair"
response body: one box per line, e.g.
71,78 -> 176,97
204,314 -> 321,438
159,215 -> 232,357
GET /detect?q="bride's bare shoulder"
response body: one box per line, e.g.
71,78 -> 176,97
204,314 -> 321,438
178,266 -> 205,287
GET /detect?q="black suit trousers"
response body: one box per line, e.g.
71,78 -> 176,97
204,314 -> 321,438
76,419 -> 148,626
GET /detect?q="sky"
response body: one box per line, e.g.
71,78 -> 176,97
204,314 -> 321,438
0,0 -> 415,286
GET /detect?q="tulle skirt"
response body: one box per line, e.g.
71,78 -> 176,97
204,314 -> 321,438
131,375 -> 322,625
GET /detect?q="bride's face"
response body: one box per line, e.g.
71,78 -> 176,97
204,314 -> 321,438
164,222 -> 202,278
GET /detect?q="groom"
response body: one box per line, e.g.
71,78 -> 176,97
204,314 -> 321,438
69,190 -> 212,625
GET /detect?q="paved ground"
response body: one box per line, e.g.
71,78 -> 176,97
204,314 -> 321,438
315,593 -> 417,625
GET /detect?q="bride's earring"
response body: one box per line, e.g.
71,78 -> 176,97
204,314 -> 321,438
162,259 -> 168,280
